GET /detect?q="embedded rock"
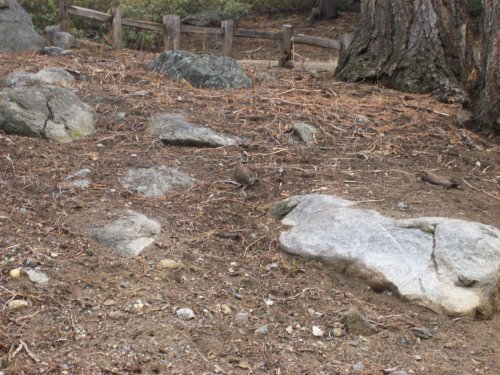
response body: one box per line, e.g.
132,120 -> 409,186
277,194 -> 500,318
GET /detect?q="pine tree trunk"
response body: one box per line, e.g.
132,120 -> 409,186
335,0 -> 469,101
473,0 -> 499,132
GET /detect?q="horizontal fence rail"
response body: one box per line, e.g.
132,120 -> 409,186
59,0 -> 343,67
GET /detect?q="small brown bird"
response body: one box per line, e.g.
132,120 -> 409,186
232,163 -> 257,187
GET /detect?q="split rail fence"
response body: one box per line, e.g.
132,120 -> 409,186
59,0 -> 344,66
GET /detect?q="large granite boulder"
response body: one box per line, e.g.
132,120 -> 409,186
0,83 -> 94,143
150,50 -> 252,89
276,194 -> 500,318
0,0 -> 47,53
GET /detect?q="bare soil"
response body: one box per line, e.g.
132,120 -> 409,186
1,12 -> 499,375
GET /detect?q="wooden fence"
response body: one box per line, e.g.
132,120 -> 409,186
58,0 -> 342,67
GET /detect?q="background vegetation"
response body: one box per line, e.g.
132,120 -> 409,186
20,0 -> 481,50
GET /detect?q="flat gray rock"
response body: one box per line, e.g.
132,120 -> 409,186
150,50 -> 252,89
0,0 -> 47,53
90,211 -> 161,257
121,165 -> 196,197
149,112 -> 240,147
65,168 -> 92,188
0,83 -> 94,143
277,194 -> 500,318
4,67 -> 75,87
52,31 -> 78,49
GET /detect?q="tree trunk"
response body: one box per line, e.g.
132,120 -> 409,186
335,0 -> 470,101
308,0 -> 338,21
473,0 -> 499,132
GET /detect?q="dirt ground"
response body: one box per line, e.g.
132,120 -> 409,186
1,12 -> 499,375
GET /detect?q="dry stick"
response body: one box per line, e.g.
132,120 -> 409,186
19,340 -> 41,363
243,234 -> 269,257
461,178 -> 499,200
402,102 -> 450,117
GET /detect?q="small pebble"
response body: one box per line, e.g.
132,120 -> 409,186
157,258 -> 181,269
221,304 -> 232,315
265,299 -> 274,307
285,325 -> 293,334
255,325 -> 269,335
9,268 -> 21,279
312,326 -> 324,337
9,299 -> 29,310
26,269 -> 49,284
332,327 -> 343,337
176,307 -> 195,320
235,312 -> 249,324
353,362 -> 364,372
25,258 -> 38,267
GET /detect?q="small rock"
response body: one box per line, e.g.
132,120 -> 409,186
265,299 -> 274,307
108,311 -> 123,320
307,308 -> 315,316
332,327 -> 343,337
176,307 -> 195,320
53,31 -> 78,49
414,355 -> 422,361
37,46 -> 72,56
221,304 -> 232,315
410,326 -> 433,339
285,325 -> 293,334
103,299 -> 116,306
312,326 -> 324,337
8,300 -> 29,310
26,269 -> 49,284
9,268 -> 21,279
266,262 -> 278,271
235,312 -> 249,324
133,300 -> 144,310
25,258 -> 38,267
353,362 -> 364,372
131,90 -> 151,97
254,325 -> 269,335
355,115 -> 372,125
342,307 -> 378,336
203,309 -> 213,319
397,202 -> 408,210
293,122 -> 317,144
157,259 -> 182,269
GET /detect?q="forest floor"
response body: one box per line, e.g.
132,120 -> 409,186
1,12 -> 499,375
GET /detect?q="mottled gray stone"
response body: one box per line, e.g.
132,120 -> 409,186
4,67 -> 75,87
149,112 -> 241,147
90,211 -> 161,257
52,31 -> 78,49
150,50 -> 252,89
0,83 -> 94,143
121,165 -> 196,197
0,0 -> 47,53
277,194 -> 500,318
293,122 -> 317,144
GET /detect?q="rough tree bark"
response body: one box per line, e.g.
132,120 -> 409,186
473,0 -> 499,132
308,0 -> 338,22
335,0 -> 470,101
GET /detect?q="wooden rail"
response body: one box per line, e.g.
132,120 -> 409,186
59,0 -> 341,67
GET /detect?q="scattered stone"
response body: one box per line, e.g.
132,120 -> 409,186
8,299 -> 29,310
121,165 -> 196,197
341,307 -> 378,336
277,194 -> 500,318
355,115 -> 372,125
293,122 -> 317,144
37,46 -> 72,56
235,312 -> 249,324
52,31 -> 78,49
26,269 -> 49,284
44,24 -> 60,40
255,72 -> 277,82
108,311 -> 123,320
130,90 -> 151,97
456,108 -> 473,127
0,83 -> 94,143
266,262 -> 278,271
157,258 -> 182,270
221,304 -> 232,315
176,307 -> 195,320
397,202 -> 408,210
4,67 -> 75,88
9,268 -> 21,278
0,0 -> 47,53
353,362 -> 364,372
133,300 -> 144,310
254,325 -> 269,335
410,326 -> 433,339
332,327 -> 343,337
90,211 -> 161,257
24,258 -> 39,268
285,325 -> 293,334
103,299 -> 116,306
148,112 -> 241,147
65,168 -> 92,188
150,50 -> 252,89
312,326 -> 324,337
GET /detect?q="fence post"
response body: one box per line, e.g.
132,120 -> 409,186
279,24 -> 293,67
111,7 -> 123,50
163,15 -> 181,51
221,20 -> 234,57
59,0 -> 71,32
